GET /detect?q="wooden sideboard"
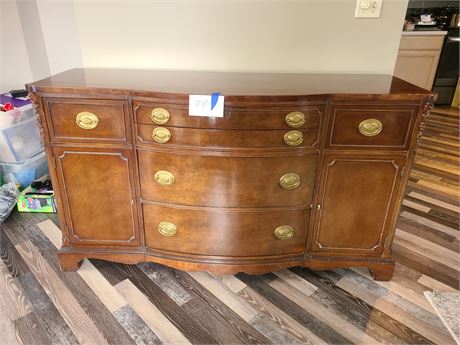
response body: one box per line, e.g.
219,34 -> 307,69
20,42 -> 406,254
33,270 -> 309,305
28,69 -> 432,281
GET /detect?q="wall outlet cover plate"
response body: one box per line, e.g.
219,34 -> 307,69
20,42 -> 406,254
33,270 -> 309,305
355,0 -> 382,18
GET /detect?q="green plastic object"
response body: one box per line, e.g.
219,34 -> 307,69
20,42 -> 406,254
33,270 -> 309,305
17,185 -> 56,213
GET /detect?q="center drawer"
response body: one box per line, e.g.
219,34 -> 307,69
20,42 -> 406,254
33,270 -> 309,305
137,125 -> 319,149
143,203 -> 309,257
134,102 -> 324,130
138,150 -> 317,208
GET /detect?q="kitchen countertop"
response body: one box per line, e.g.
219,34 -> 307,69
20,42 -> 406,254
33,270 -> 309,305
402,30 -> 448,36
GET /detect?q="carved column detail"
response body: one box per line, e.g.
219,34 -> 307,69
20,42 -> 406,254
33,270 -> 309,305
416,96 -> 434,146
28,91 -> 45,145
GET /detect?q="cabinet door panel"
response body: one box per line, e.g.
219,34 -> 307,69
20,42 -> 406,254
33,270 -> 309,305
311,155 -> 405,255
53,147 -> 139,246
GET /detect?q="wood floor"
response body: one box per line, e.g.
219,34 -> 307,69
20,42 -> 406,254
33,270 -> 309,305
1,107 -> 459,345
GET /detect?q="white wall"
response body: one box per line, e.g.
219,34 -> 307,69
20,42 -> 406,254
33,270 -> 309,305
74,0 -> 408,74
1,0 -> 408,93
35,0 -> 83,77
16,0 -> 51,80
0,0 -> 82,93
0,0 -> 34,92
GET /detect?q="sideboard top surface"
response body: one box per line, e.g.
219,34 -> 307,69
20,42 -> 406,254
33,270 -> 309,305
28,68 -> 431,100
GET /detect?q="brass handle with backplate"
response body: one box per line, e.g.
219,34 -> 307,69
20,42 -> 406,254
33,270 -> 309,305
154,170 -> 175,185
274,225 -> 294,240
76,112 -> 99,129
151,108 -> 171,125
279,173 -> 301,190
285,111 -> 306,128
283,130 -> 304,146
358,119 -> 383,136
152,127 -> 171,143
158,221 -> 177,237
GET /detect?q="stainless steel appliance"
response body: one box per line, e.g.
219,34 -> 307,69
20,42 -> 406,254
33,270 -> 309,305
433,31 -> 459,104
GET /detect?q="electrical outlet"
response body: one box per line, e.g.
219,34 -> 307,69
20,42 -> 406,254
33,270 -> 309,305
355,0 -> 382,18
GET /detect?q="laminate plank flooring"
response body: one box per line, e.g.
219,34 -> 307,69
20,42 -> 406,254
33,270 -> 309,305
113,304 -> 163,345
14,312 -> 51,345
15,241 -> 110,345
0,106 -> 458,344
17,272 -> 79,345
0,260 -> 32,320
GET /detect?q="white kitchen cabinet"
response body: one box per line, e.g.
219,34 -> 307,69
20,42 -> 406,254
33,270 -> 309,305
394,32 -> 447,90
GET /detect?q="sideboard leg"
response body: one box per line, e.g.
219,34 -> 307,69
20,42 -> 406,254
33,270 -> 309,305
58,253 -> 82,271
369,263 -> 395,281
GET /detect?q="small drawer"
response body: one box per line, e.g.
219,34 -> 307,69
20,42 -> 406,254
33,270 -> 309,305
137,125 -> 319,149
43,98 -> 129,142
327,105 -> 417,149
139,150 -> 317,208
134,102 -> 323,129
143,203 -> 310,257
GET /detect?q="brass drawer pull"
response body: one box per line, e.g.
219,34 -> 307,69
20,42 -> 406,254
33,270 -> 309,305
285,111 -> 305,128
154,170 -> 175,185
152,127 -> 171,143
151,108 -> 170,125
280,173 -> 301,189
76,112 -> 99,130
283,130 -> 303,146
158,221 -> 177,237
274,225 -> 294,240
358,119 -> 383,136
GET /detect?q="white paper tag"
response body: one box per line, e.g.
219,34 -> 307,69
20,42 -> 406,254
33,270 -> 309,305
189,94 -> 224,117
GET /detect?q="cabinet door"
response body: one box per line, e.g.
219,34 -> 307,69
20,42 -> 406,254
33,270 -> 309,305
394,50 -> 441,90
310,154 -> 405,255
53,147 -> 139,246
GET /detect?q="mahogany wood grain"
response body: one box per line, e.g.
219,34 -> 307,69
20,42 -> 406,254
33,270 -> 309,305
52,147 -> 140,247
138,150 -> 317,207
143,203 -> 310,257
27,68 -> 433,280
310,154 -> 406,256
56,246 -> 397,278
134,101 -> 323,129
43,98 -> 130,143
327,105 -> 417,149
137,125 -> 320,149
28,68 -> 430,98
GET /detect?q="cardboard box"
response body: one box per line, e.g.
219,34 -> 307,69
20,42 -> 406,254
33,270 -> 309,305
17,184 -> 56,213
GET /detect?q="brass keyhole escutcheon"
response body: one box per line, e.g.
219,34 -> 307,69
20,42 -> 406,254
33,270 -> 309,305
279,173 -> 301,190
358,119 -> 383,136
274,225 -> 294,240
154,170 -> 175,185
283,130 -> 304,146
158,221 -> 177,237
152,127 -> 171,143
76,112 -> 99,130
151,108 -> 170,125
285,111 -> 306,128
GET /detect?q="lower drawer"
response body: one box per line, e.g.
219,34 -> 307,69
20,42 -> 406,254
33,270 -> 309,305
143,204 -> 310,257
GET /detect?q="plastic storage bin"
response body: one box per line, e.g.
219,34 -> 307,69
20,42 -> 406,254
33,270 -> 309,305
0,105 -> 43,163
0,151 -> 49,188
